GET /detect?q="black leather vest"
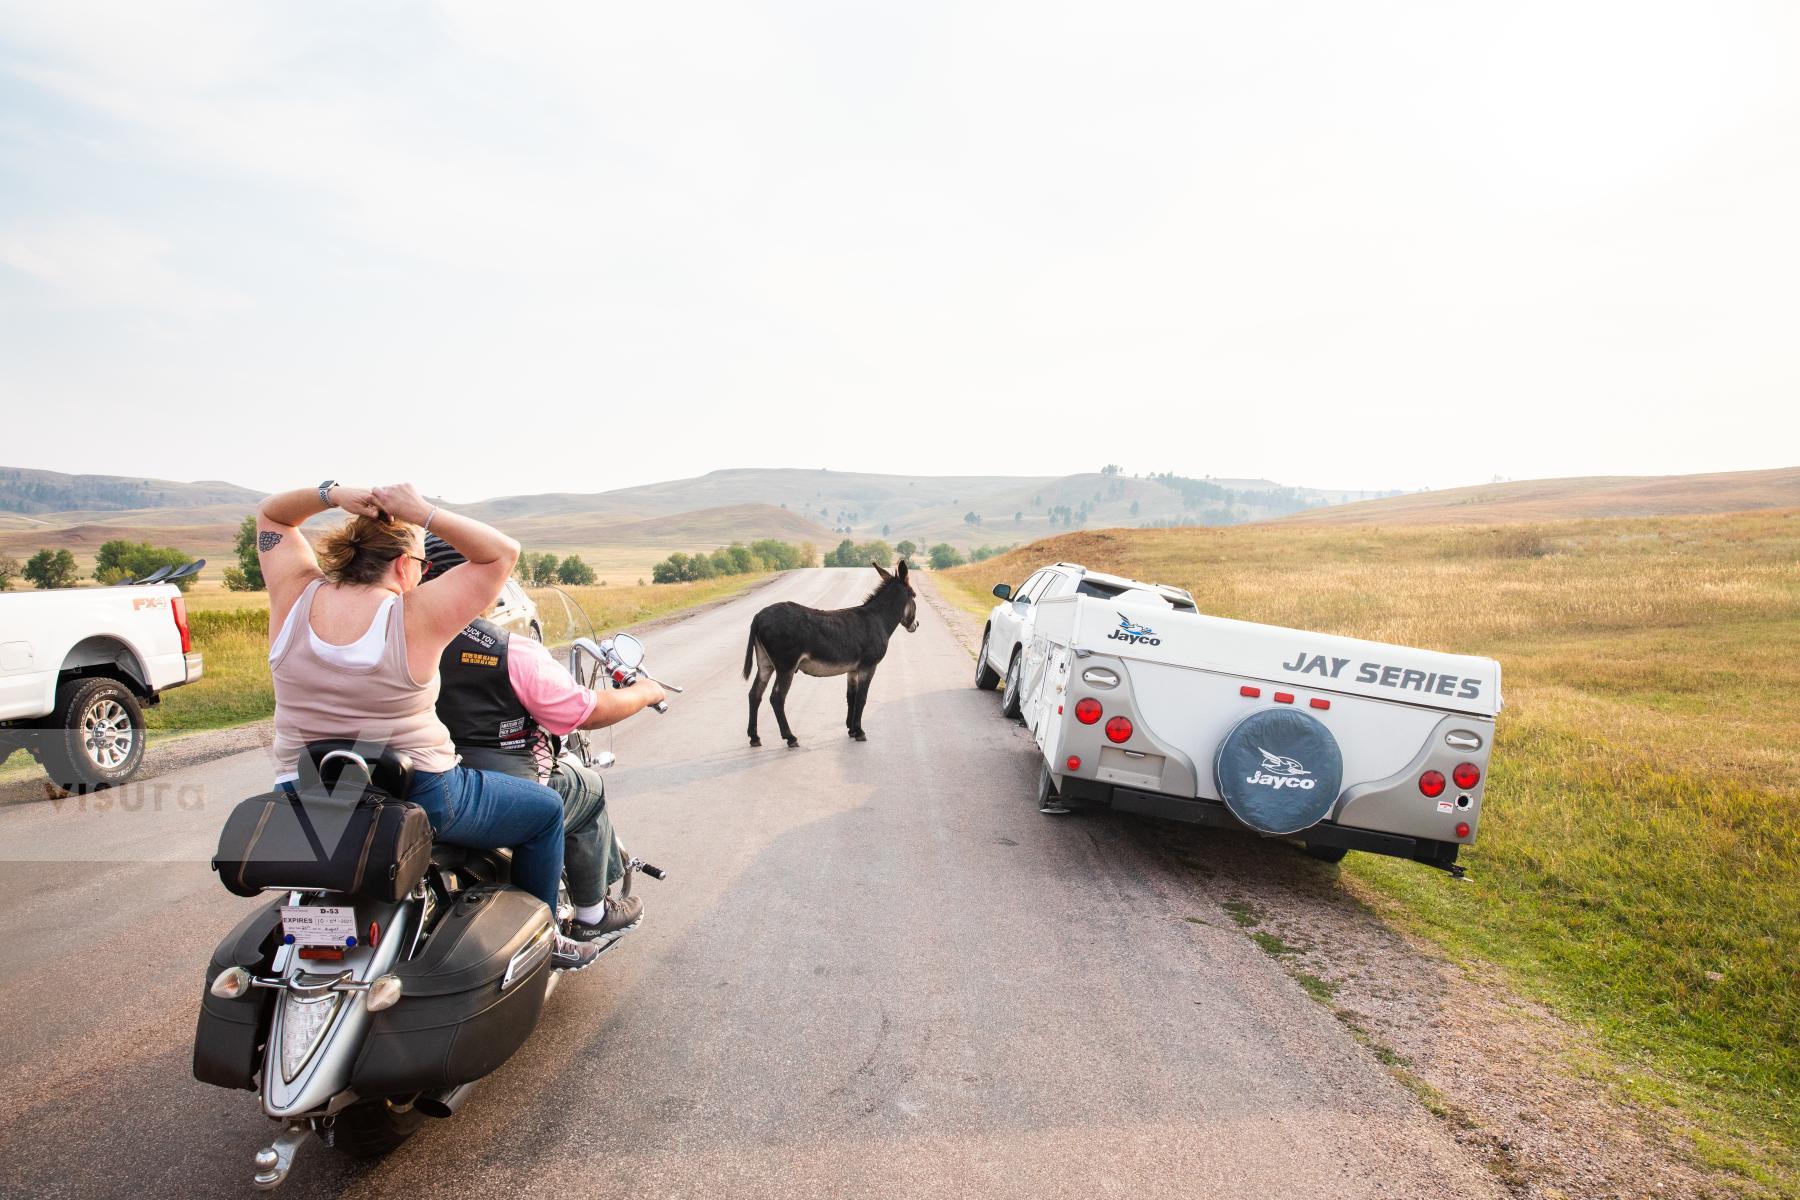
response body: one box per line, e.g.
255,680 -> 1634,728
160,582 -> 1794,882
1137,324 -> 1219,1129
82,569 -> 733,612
436,618 -> 541,779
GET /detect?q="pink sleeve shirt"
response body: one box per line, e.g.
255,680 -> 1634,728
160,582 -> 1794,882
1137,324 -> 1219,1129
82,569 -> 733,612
504,635 -> 598,736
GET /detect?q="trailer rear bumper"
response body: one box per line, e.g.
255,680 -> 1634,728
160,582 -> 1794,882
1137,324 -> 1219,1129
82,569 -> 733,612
1057,777 -> 1465,872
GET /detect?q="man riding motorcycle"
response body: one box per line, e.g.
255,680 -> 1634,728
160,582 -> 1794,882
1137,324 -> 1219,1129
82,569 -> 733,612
423,534 -> 667,946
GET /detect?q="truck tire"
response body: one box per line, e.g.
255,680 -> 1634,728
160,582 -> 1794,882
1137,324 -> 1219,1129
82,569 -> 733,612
1000,649 -> 1024,721
38,677 -> 145,794
334,1095 -> 425,1158
974,629 -> 1001,690
1304,843 -> 1348,864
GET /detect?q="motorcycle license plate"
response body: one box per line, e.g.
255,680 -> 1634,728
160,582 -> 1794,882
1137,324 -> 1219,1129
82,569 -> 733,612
281,905 -> 358,947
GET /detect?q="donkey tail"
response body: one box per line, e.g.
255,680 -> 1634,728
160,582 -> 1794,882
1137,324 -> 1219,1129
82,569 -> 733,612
742,623 -> 758,679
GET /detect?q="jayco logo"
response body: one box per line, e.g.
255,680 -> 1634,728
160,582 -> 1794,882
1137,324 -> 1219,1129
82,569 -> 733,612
1106,613 -> 1162,647
1245,746 -> 1316,790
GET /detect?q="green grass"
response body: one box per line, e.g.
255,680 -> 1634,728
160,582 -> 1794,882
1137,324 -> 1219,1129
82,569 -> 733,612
941,509 -> 1800,1189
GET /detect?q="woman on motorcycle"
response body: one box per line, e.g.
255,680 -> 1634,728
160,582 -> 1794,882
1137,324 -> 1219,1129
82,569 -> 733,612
256,480 -> 601,971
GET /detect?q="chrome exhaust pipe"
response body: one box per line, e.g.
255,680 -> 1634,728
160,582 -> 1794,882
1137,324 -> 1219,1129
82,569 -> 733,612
415,1082 -> 474,1119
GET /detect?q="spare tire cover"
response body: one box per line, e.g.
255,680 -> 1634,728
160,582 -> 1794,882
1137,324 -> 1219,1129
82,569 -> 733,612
1213,709 -> 1344,835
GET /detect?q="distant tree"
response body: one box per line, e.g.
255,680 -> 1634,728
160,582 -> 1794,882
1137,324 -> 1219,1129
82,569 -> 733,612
727,543 -> 755,574
928,543 -> 964,570
0,555 -> 19,591
1129,500 -> 1140,517
232,515 -> 265,590
94,539 -> 195,590
827,538 -> 855,568
709,547 -> 733,575
881,524 -> 890,536
894,540 -> 917,566
1101,464 -> 1121,476
688,551 -> 716,580
651,558 -> 682,584
529,553 -> 560,587
557,556 -> 596,585
963,511 -> 981,527
25,548 -> 78,589
1014,511 -> 1022,523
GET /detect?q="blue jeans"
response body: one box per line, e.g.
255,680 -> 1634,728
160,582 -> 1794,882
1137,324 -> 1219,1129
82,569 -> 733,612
409,766 -> 566,911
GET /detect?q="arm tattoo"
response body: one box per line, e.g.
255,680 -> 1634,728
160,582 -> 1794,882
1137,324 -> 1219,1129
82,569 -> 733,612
257,531 -> 283,554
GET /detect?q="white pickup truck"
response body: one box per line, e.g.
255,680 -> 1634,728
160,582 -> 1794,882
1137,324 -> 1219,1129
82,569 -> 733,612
978,563 -> 1500,875
0,582 -> 204,792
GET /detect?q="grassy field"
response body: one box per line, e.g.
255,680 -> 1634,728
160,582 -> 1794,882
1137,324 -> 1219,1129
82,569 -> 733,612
942,511 -> 1800,1191
143,573 -> 769,736
1284,465 -> 1800,526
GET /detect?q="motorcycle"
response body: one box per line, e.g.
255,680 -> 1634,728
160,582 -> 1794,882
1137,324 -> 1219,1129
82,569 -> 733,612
192,608 -> 681,1190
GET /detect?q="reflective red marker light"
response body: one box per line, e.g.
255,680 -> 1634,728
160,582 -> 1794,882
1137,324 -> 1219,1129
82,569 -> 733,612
1455,822 -> 1471,839
1419,770 -> 1447,798
1309,697 -> 1330,710
1453,762 -> 1481,789
171,595 -> 192,655
1240,685 -> 1261,698
1074,698 -> 1103,725
1105,716 -> 1133,743
1273,692 -> 1294,704
1066,756 -> 1082,771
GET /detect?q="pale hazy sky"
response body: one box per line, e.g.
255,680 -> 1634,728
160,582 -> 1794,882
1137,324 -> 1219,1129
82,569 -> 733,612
1,1 -> 1795,501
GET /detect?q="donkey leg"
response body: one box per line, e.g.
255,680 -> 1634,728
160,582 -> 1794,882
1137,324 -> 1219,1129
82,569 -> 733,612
771,669 -> 799,747
845,674 -> 859,735
747,647 -> 773,747
849,668 -> 872,741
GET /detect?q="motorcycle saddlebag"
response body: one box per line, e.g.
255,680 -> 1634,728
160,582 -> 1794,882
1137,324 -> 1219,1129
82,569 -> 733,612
193,896 -> 284,1090
351,885 -> 555,1095
212,784 -> 432,904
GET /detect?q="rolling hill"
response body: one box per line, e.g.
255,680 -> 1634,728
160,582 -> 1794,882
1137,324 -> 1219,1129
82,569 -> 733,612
1279,467 -> 1800,526
460,467 -> 1399,550
0,468 -> 260,516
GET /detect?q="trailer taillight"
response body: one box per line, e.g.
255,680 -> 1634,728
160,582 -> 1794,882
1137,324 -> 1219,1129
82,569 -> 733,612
1066,756 -> 1082,771
1419,770 -> 1446,798
1455,822 -> 1471,839
1453,762 -> 1481,789
1074,698 -> 1103,725
1105,716 -> 1133,744
171,595 -> 192,654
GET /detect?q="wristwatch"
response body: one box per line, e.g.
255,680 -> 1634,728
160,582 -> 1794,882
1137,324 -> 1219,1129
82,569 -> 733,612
318,480 -> 338,508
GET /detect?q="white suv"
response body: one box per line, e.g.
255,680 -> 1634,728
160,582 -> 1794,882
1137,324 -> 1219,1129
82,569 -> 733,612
975,562 -> 1196,718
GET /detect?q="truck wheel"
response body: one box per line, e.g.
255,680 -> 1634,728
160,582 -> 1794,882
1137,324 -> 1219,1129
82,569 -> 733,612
974,629 -> 1001,690
1304,843 -> 1348,864
1000,649 -> 1023,721
38,677 -> 145,794
334,1095 -> 425,1158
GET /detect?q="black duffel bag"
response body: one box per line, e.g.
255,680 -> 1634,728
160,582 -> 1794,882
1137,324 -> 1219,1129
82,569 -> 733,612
212,742 -> 433,903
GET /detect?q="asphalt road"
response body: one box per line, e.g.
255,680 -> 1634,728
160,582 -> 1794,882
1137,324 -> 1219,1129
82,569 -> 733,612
0,569 -> 1501,1199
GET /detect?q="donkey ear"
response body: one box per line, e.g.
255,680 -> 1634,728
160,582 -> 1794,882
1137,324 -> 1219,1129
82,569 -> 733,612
872,560 -> 893,579
895,557 -> 909,578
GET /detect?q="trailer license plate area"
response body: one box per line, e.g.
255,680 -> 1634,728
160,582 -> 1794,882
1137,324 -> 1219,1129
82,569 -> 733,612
281,905 -> 357,947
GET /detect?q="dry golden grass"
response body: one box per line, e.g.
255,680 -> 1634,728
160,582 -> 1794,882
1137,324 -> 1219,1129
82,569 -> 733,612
1283,466 -> 1800,526
945,510 -> 1800,1188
